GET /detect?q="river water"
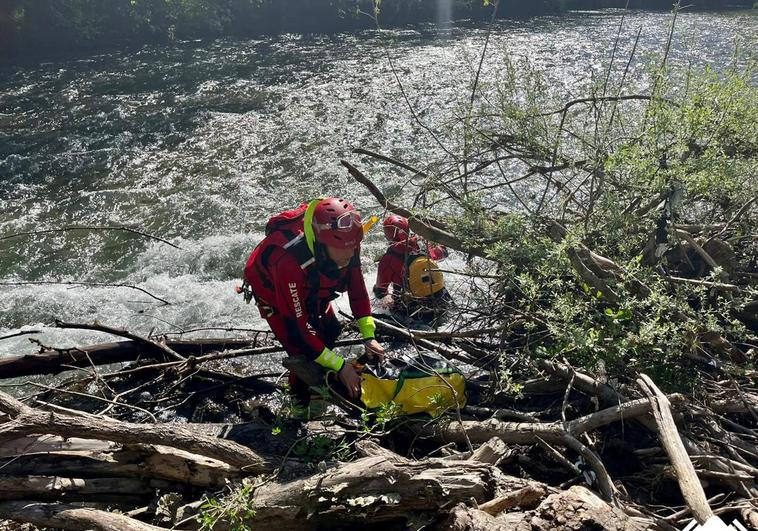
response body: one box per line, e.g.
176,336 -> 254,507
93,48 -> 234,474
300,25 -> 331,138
1,9 -> 756,361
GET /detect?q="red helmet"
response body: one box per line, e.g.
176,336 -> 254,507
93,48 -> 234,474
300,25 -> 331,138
383,214 -> 409,242
312,197 -> 363,249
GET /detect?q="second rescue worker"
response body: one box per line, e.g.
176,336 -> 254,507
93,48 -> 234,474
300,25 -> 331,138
244,197 -> 385,406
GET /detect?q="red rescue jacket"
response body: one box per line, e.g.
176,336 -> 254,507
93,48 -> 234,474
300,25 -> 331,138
244,204 -> 372,360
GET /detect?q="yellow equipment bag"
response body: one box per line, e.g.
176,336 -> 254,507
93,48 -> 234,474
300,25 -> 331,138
406,256 -> 445,298
359,356 -> 467,417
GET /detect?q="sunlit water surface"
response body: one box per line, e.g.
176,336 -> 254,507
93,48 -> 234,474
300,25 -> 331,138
1,10 -> 756,373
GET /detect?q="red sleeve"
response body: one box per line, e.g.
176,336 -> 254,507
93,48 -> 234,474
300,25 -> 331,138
270,252 -> 325,359
374,252 -> 404,295
428,244 -> 448,261
348,261 -> 372,319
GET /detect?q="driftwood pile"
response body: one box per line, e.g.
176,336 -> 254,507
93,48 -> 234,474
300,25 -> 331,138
0,310 -> 756,530
0,160 -> 756,530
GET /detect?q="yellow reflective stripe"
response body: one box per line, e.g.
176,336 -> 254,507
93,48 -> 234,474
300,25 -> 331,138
303,198 -> 322,255
357,316 -> 376,340
314,347 -> 345,372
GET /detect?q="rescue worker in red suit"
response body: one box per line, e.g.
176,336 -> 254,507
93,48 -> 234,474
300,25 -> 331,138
373,214 -> 451,324
244,197 -> 385,406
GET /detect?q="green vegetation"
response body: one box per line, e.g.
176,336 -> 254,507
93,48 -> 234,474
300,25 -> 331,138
397,24 -> 758,392
199,480 -> 257,531
1,0 -> 753,64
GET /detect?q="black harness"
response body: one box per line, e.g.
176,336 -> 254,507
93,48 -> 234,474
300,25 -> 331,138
257,229 -> 353,319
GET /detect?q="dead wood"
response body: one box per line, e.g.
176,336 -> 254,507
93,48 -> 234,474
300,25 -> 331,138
0,330 -> 41,342
0,501 -> 168,531
0,390 -> 267,470
442,504 -> 514,530
0,337 -> 365,379
432,392 -> 685,446
426,392 -> 684,501
0,435 -> 119,457
341,160 -> 486,257
367,313 -> 476,365
546,360 -> 758,498
0,225 -> 179,249
54,320 -> 185,362
0,281 -> 172,306
639,372 -> 717,523
227,455 -> 529,530
566,247 -> 621,303
0,475 -> 168,502
495,486 -> 652,530
477,483 -> 549,515
468,436 -> 510,465
0,444 -> 239,487
0,340 -> 156,379
741,506 -> 758,530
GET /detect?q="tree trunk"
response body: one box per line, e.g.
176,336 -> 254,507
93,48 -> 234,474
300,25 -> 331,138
494,486 -> 652,530
0,390 -> 268,470
0,475 -> 166,502
0,338 -> 262,379
0,501 -> 168,531
191,454 -> 540,530
0,444 -> 240,488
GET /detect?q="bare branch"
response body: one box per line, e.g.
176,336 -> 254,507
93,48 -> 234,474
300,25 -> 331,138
0,225 -> 180,249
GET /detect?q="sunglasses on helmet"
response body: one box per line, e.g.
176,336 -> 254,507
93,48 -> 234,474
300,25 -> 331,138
387,224 -> 408,238
314,211 -> 361,232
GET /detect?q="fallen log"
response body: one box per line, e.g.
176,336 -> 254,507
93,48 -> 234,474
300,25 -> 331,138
0,337 -> 365,380
433,393 -> 685,446
0,444 -> 240,487
177,442 -> 540,530
0,475 -> 168,502
495,485 -> 652,530
428,392 -> 684,501
54,320 -> 186,362
637,374 -> 713,524
0,390 -> 268,470
0,338 -> 260,379
226,455 -> 522,530
444,503 -> 514,530
0,501 -> 168,531
0,435 -> 119,457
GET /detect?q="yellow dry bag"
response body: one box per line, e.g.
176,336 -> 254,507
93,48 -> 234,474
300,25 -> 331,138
359,356 -> 466,417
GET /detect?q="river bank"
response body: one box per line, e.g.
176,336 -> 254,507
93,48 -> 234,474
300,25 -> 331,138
1,0 -> 755,65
